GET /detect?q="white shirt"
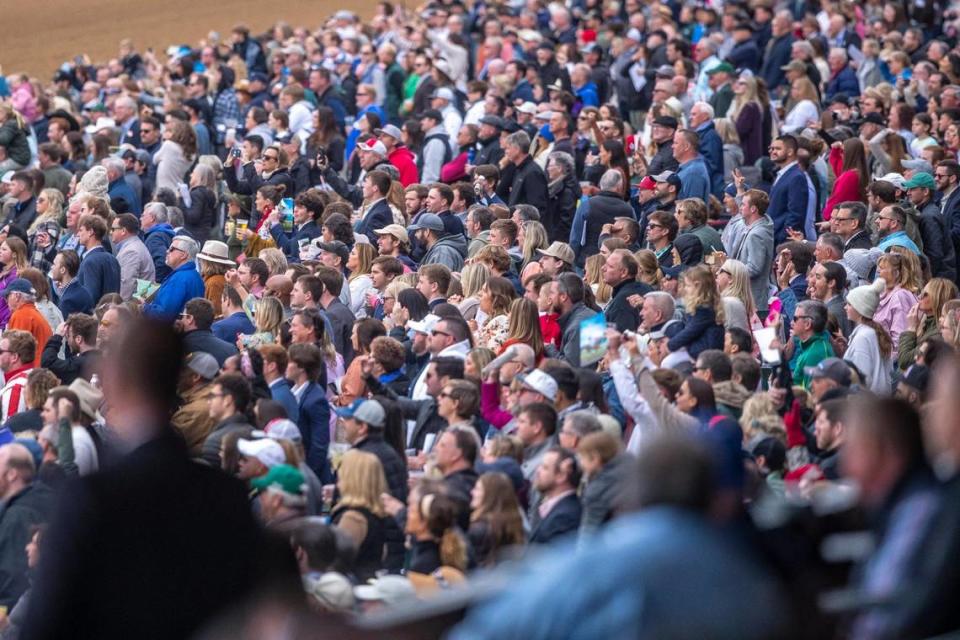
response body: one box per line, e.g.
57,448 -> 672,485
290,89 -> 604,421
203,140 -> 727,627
780,100 -> 819,134
610,360 -> 658,456
72,425 -> 99,476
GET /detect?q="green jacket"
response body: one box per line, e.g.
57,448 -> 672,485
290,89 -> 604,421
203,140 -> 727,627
792,332 -> 835,388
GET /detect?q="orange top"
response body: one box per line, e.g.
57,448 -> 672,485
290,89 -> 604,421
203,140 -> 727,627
8,303 -> 52,367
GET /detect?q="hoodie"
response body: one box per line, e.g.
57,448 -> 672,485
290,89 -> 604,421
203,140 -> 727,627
387,146 -> 419,186
421,234 -> 467,271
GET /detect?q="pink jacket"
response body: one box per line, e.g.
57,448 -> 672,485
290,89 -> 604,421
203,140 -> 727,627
10,84 -> 38,124
874,286 -> 917,346
480,380 -> 512,429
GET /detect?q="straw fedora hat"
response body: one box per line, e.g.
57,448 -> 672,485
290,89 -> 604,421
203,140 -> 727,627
196,240 -> 235,266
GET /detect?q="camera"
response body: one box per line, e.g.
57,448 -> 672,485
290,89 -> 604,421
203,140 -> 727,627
230,147 -> 242,159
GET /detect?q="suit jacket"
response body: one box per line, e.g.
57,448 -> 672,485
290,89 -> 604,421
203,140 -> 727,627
269,220 -> 322,262
182,330 -> 238,366
767,164 -> 810,244
942,187 -> 960,272
76,246 -> 121,304
114,236 -> 156,300
22,433 -> 298,640
760,33 -> 795,92
323,299 -> 355,363
356,199 -> 394,243
529,493 -> 582,544
709,83 -> 735,117
269,378 -> 300,425
298,382 -> 332,483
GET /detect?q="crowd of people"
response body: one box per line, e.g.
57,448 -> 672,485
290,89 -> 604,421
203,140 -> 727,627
0,0 -> 960,637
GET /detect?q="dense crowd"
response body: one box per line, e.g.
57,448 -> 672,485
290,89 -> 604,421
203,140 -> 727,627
1,0 -> 960,637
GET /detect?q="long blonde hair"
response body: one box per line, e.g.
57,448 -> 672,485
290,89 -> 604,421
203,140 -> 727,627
634,249 -> 662,288
460,262 -> 490,299
719,259 -> 757,320
683,264 -> 725,323
520,221 -> 549,269
254,296 -> 284,335
258,247 -> 288,275
730,75 -> 761,122
347,242 -> 376,282
881,249 -> 923,294
336,449 -> 387,517
584,253 -> 612,305
29,189 -> 65,233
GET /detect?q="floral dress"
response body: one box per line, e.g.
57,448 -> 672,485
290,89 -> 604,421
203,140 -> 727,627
478,314 -> 510,352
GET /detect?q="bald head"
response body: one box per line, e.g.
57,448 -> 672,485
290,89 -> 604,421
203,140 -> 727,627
266,274 -> 294,301
0,443 -> 35,499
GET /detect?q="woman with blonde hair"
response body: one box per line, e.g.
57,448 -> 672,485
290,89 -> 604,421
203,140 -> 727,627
476,276 -> 517,352
740,394 -> 786,443
519,220 -> 549,271
584,254 -> 612,308
382,279 -> 411,321
499,297 -> 544,360
29,189 -> 64,233
346,243 -> 376,319
729,75 -> 763,165
405,478 -> 469,574
885,247 -> 924,293
667,265 -> 725,358
634,249 -> 662,288
331,449 -> 388,581
0,237 -> 28,328
386,180 -> 408,225
874,252 -> 920,345
0,103 -> 30,172
469,472 -> 525,567
939,299 -> 960,348
457,263 -> 490,321
716,259 -> 761,331
257,247 -> 288,276
781,76 -> 821,134
239,296 -> 284,349
898,277 -> 958,369
464,347 -> 495,383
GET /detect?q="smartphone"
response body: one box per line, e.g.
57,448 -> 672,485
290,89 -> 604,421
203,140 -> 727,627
230,147 -> 242,159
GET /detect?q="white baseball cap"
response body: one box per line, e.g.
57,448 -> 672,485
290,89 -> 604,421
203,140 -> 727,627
237,438 -> 286,468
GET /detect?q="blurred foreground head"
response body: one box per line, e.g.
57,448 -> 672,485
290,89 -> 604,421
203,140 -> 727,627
102,317 -> 185,442
929,354 -> 960,471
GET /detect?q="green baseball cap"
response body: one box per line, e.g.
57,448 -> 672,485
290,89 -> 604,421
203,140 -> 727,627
250,464 -> 305,496
706,62 -> 735,75
903,172 -> 936,190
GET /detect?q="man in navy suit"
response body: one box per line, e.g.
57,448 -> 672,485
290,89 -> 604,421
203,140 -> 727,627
75,215 -> 120,304
355,170 -> 396,243
760,11 -> 795,94
50,250 -> 93,317
726,23 -> 761,73
287,342 -> 332,483
529,448 -> 583,545
824,48 -> 860,101
766,135 -> 810,244
936,159 -> 960,281
258,343 -> 300,424
267,190 -> 324,263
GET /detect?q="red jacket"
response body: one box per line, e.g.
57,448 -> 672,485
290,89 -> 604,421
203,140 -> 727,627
388,146 -> 419,186
822,146 -> 864,220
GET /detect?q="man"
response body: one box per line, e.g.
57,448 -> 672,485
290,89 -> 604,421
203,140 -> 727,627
558,411 -> 602,451
267,190 -> 323,262
549,273 -> 599,367
313,267 -> 355,363
224,141 -> 294,197
688,103 -> 724,197
41,313 -> 99,385
812,397 -> 846,480
646,116 -> 679,176
113,95 -> 141,147
474,118 -> 505,168
177,298 -> 238,366
808,261 -> 851,337
805,357 -> 853,404
376,125 -> 418,186
693,350 -> 751,420
937,161 -> 960,265
760,10 -> 795,93
2,173 -> 36,230
529,447 -> 582,544
287,343 -> 332,482
419,109 -> 452,183
110,213 -> 155,300
373,224 -> 416,271
537,241 -> 575,277
0,331 -> 33,420
603,250 -> 650,332
365,256 -> 402,319
4,279 -> 51,366
831,201 -> 873,251
251,465 -> 308,528
143,236 -> 205,321
726,22 -> 760,73
37,143 -> 71,196
580,170 -> 634,265
339,398 -> 407,501
766,135 -> 812,244
75,215 -> 120,304
431,426 -> 480,528
465,207 -> 494,259
411,213 -> 466,271
141,203 -> 176,283
24,320 -> 297,638
171,352 -> 219,456
320,141 -> 393,208
825,48 -> 860,101
875,205 -> 921,254
0,443 -> 53,610
731,189 -> 775,315
672,129 -> 711,203
236,437 -> 285,488
102,157 -> 141,215
200,373 -> 256,470
503,130 -> 548,212
640,291 -> 676,333
257,344 -> 299,423
786,300 -> 834,388
905,172 -> 956,280
516,401 -> 559,481
211,287 -> 255,343
234,257 -> 268,301
472,165 -> 505,208
706,62 -> 736,117
676,199 -> 723,255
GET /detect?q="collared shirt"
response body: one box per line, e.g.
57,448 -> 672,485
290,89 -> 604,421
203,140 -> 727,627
773,160 -> 798,186
538,489 -> 576,520
291,381 -> 309,400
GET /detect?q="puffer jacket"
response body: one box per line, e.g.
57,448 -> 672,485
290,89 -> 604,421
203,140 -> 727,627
0,120 -> 30,167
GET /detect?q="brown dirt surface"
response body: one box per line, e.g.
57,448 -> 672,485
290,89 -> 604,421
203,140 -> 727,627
1,0 -> 377,78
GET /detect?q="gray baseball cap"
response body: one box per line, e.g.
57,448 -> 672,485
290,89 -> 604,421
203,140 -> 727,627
408,213 -> 445,232
335,399 -> 386,427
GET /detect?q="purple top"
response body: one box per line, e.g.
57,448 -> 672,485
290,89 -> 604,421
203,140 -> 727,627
0,267 -> 19,329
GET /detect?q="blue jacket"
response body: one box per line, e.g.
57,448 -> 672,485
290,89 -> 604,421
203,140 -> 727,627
529,493 -> 582,545
269,220 -> 322,262
77,247 -> 121,304
677,157 -> 711,203
726,39 -> 761,73
767,164 -> 810,244
356,199 -> 394,244
825,65 -> 861,101
760,33 -> 794,92
297,382 -> 332,483
345,105 -> 386,161
144,224 -> 175,283
574,82 -> 599,107
211,311 -> 255,343
269,379 -> 300,425
55,278 -> 93,317
695,122 -> 725,198
108,177 -> 141,216
667,306 -> 724,359
143,262 -> 204,321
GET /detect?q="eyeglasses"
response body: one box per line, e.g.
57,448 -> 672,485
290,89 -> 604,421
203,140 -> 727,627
167,246 -> 185,254
792,315 -> 811,321
831,216 -> 854,222
431,329 -> 451,337
110,226 -> 122,232
262,154 -> 279,161
647,223 -> 664,230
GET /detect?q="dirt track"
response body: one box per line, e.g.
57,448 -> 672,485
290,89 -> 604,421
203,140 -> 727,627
1,0 -> 377,79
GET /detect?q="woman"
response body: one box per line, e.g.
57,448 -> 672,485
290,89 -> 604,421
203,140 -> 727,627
306,106 -> 345,174
405,479 -> 468,575
457,263 -> 489,322
874,252 -> 920,346
823,138 -> 868,220
596,139 -> 630,199
714,118 -> 745,183
239,184 -> 285,257
0,237 -> 27,328
366,336 -> 410,396
153,120 -> 197,194
780,77 -> 820,134
381,280 -> 411,325
867,129 -> 908,177
584,254 -> 611,308
386,287 -> 430,338
716,259 -> 761,332
28,189 -> 64,234
475,277 -> 516,352
19,268 -> 62,332
499,298 -> 544,361
340,318 -> 387,407
898,277 -> 958,369
667,265 -> 725,358
346,243 -> 377,319
519,221 -> 549,272
469,472 -> 525,567
844,279 -> 893,395
437,382 -> 482,437
730,75 -> 763,165
545,151 -> 580,243
240,296 -> 284,349
181,163 -> 218,244
330,449 -> 388,582
0,104 -> 30,173
634,249 -> 662,288
464,347 -> 495,385
197,241 -> 234,317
